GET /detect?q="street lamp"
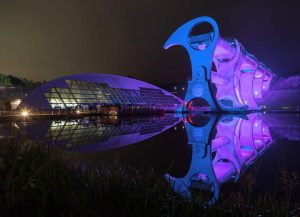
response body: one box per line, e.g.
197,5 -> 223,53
21,110 -> 29,117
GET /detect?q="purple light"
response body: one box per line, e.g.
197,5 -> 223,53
164,16 -> 275,111
211,37 -> 273,110
212,114 -> 272,183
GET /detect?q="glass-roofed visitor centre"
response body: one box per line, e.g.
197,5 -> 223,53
19,74 -> 182,115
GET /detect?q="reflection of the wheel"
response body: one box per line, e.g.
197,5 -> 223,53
186,112 -> 211,127
165,113 -> 272,206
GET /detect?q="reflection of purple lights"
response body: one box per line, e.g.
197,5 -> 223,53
212,114 -> 272,185
166,113 -> 300,205
166,113 -> 276,206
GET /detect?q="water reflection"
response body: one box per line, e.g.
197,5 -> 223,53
2,112 -> 300,205
166,113 -> 274,205
16,114 -> 181,151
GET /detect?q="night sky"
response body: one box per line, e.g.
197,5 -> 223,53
0,0 -> 300,84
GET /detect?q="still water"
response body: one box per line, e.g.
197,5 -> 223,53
1,113 -> 300,205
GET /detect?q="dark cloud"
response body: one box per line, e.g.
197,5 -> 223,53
0,0 -> 300,83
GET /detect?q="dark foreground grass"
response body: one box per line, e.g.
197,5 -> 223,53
0,141 -> 299,217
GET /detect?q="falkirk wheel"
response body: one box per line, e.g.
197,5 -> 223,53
164,16 -> 273,112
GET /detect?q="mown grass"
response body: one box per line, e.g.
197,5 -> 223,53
0,141 -> 299,217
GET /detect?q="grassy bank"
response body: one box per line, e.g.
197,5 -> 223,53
0,141 -> 299,217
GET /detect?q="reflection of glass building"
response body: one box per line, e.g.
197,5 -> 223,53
17,114 -> 180,151
19,74 -> 182,113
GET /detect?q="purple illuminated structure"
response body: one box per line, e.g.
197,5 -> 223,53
164,16 -> 274,112
212,41 -> 273,111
